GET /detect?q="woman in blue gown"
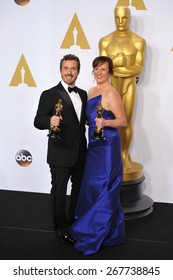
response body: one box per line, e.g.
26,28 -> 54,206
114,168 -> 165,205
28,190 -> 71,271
70,56 -> 127,255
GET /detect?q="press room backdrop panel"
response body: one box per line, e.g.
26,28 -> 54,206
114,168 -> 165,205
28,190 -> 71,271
0,0 -> 173,203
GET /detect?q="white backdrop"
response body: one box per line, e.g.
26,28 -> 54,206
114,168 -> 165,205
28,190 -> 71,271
0,0 -> 173,203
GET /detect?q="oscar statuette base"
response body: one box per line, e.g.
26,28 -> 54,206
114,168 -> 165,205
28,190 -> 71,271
92,129 -> 105,141
120,175 -> 154,223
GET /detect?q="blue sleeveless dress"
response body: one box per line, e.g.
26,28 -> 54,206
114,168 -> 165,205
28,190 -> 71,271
70,95 -> 125,255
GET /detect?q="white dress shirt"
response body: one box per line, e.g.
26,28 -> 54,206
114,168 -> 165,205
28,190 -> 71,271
61,81 -> 82,121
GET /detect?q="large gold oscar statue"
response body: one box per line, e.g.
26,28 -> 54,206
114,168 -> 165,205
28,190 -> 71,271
99,5 -> 146,181
99,5 -> 153,221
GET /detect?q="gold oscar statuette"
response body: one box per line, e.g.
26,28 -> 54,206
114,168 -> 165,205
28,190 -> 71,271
48,99 -> 63,139
92,101 -> 105,140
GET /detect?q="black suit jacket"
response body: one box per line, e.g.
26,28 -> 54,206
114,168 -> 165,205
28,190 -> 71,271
34,82 -> 87,167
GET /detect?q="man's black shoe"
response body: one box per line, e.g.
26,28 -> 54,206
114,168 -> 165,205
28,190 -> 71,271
60,234 -> 75,245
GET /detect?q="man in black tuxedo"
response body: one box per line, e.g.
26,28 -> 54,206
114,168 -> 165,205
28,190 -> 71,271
34,54 -> 87,244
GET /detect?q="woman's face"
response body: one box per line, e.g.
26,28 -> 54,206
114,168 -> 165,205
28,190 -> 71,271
93,61 -> 110,85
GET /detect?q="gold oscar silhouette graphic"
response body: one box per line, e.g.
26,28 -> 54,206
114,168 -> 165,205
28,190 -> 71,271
116,0 -> 147,10
60,13 -> 90,50
48,99 -> 63,139
9,54 -> 36,87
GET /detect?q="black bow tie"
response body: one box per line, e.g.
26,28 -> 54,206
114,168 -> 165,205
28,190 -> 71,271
68,86 -> 78,93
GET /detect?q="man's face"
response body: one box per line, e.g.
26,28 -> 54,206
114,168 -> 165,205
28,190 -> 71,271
60,60 -> 79,86
114,8 -> 130,31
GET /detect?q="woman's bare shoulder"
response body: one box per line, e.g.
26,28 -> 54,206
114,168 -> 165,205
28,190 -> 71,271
88,87 -> 97,99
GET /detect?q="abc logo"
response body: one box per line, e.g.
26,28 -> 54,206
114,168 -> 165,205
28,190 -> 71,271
15,150 -> 32,167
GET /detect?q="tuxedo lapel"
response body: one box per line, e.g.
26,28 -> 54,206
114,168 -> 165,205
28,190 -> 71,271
58,83 -> 72,106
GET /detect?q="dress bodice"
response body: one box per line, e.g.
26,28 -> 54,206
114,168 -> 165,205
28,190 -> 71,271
86,95 -> 118,142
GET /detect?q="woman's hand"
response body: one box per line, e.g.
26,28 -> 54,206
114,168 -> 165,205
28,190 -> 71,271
95,117 -> 106,129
